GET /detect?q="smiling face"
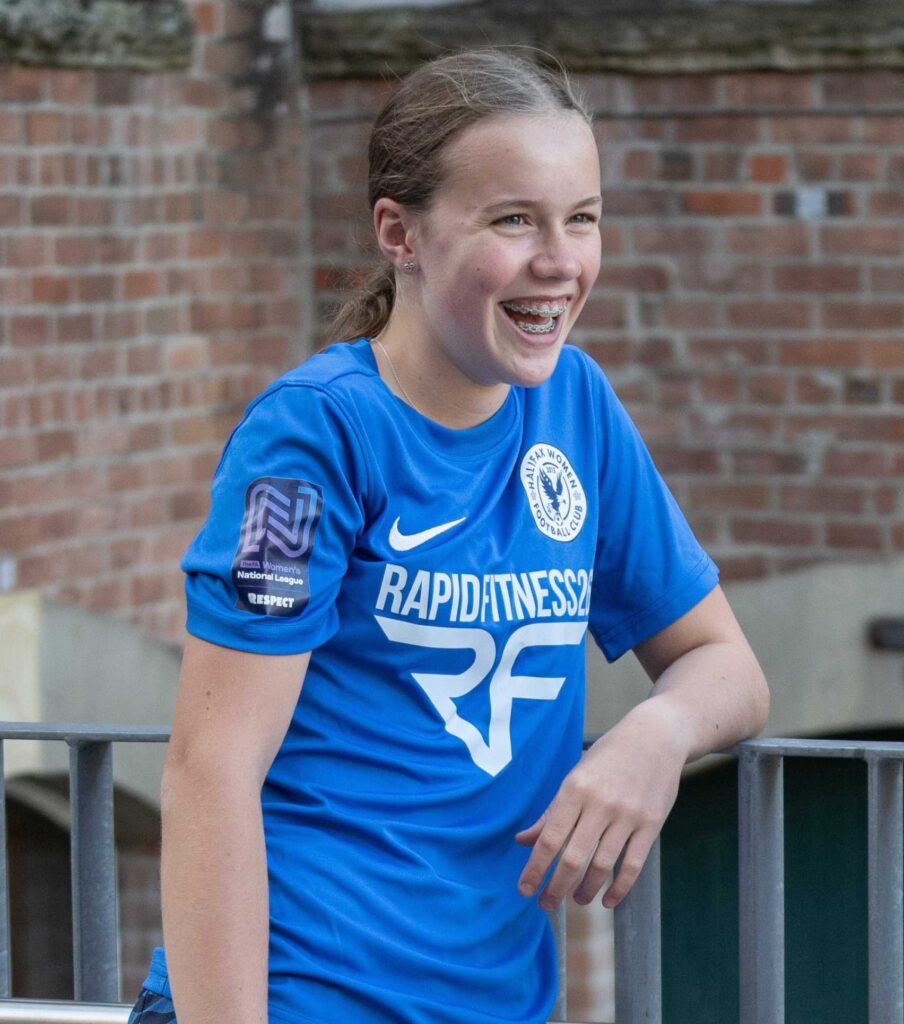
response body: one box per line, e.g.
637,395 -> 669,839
375,110 -> 602,423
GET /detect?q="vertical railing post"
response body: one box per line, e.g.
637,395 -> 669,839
0,741 -> 10,997
867,756 -> 903,1024
738,749 -> 784,1024
69,740 -> 119,1002
614,837 -> 662,1024
549,902 -> 568,1021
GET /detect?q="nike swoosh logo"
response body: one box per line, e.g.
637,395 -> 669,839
389,516 -> 466,551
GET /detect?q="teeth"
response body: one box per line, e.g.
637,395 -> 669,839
503,301 -> 568,317
513,316 -> 556,333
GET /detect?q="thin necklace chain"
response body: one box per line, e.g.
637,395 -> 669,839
373,337 -> 422,415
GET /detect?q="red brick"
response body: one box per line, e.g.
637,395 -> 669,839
717,555 -> 770,581
55,236 -> 96,266
725,73 -> 814,108
36,429 -> 76,461
633,225 -> 711,254
867,341 -> 904,369
701,374 -> 742,401
774,264 -> 860,293
622,148 -> 655,180
0,194 -> 23,226
49,70 -> 95,105
75,196 -> 115,226
25,111 -> 66,145
96,69 -> 134,106
682,190 -> 762,216
575,298 -> 626,329
123,271 -> 163,301
727,224 -> 809,256
873,486 -> 899,516
826,522 -> 883,550
58,313 -> 94,344
10,314 -> 50,346
863,117 -> 904,144
822,302 -> 904,330
631,76 -> 718,109
781,484 -> 864,515
732,450 -> 807,474
770,117 -> 853,143
0,112 -> 20,147
71,113 -> 111,146
662,301 -> 717,329
702,152 -> 743,181
0,434 -> 37,469
732,518 -> 817,545
839,152 -> 880,180
749,153 -> 788,183
650,448 -> 722,474
30,194 -> 70,226
728,301 -> 811,329
0,66 -> 47,102
31,274 -> 73,304
688,337 -> 770,365
792,150 -> 832,181
779,340 -> 863,367
869,266 -> 904,293
821,226 -> 902,256
675,117 -> 760,144
689,483 -> 771,510
747,375 -> 788,404
76,273 -> 116,302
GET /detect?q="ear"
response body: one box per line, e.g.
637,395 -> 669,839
373,197 -> 419,271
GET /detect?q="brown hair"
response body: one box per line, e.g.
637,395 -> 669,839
325,47 -> 591,344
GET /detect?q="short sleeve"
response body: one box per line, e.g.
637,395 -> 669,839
180,383 -> 367,655
586,363 -> 719,663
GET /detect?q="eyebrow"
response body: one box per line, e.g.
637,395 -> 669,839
482,195 -> 603,212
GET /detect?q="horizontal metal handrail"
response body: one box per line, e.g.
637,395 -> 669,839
0,1001 -> 131,1024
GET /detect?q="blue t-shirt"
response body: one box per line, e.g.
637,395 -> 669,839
152,338 -> 718,1024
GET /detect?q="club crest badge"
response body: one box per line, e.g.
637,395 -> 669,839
519,444 -> 586,542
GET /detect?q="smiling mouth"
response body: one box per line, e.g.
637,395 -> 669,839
500,299 -> 569,334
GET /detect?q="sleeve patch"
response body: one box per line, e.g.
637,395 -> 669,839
231,476 -> 323,618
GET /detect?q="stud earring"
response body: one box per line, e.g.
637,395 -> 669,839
402,259 -> 416,274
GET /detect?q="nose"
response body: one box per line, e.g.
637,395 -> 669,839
530,229 -> 582,280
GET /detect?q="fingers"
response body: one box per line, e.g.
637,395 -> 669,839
600,829 -> 657,909
571,825 -> 630,906
514,813 -> 545,846
538,818 -> 630,912
517,804 -> 579,898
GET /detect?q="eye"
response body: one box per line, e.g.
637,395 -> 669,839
570,212 -> 599,225
495,213 -> 528,226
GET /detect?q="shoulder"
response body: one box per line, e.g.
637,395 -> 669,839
233,339 -> 375,442
215,340 -> 375,494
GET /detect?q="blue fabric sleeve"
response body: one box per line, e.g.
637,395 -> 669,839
181,382 -> 367,655
586,363 -> 719,663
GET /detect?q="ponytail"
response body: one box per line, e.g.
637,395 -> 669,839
324,262 -> 395,344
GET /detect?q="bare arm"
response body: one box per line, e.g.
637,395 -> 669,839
161,634 -> 311,1024
516,585 -> 769,910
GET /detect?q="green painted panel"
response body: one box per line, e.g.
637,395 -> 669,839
661,731 -> 902,1024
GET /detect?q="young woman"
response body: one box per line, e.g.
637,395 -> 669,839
129,47 -> 769,1024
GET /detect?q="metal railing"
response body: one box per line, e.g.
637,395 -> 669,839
0,726 -> 900,1024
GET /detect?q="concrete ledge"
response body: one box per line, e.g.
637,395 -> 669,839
0,0 -> 193,71
297,0 -> 904,78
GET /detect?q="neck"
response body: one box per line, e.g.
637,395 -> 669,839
372,315 -> 509,430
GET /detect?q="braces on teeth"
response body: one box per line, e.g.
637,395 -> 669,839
502,300 -> 566,333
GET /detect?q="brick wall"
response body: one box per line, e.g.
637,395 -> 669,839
309,69 -> 904,585
0,0 -> 306,643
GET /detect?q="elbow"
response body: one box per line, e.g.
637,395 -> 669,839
748,660 -> 771,738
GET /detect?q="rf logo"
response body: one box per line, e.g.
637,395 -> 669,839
374,617 -> 587,776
